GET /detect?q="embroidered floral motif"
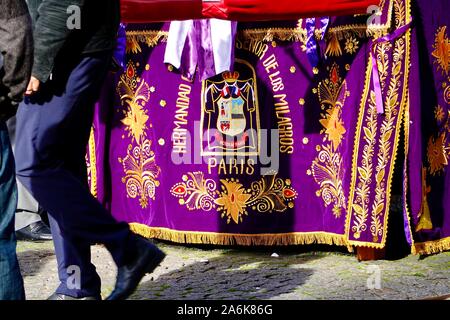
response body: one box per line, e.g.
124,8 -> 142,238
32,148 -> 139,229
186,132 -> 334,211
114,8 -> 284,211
119,141 -> 161,208
117,62 -> 161,208
319,106 -> 347,151
216,180 -> 252,224
432,26 -> 450,76
435,105 -> 446,123
347,0 -> 410,245
170,172 -> 217,211
171,173 -> 298,224
351,91 -> 378,239
369,0 -> 407,242
312,65 -> 348,218
344,37 -> 359,55
427,133 -> 449,176
122,101 -> 149,143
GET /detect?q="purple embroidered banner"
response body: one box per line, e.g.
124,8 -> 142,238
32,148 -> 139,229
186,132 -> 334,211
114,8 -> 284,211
406,0 -> 450,254
86,0 -> 450,254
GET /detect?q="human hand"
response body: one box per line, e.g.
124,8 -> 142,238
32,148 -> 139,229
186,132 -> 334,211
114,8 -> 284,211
25,76 -> 41,96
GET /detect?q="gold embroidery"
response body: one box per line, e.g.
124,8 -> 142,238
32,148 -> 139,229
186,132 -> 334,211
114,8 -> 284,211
369,0 -> 407,243
87,128 -> 98,198
376,42 -> 392,90
427,133 -> 449,175
117,62 -> 161,208
416,167 -> 433,232
344,37 -> 359,55
444,85 -> 450,105
346,0 -> 412,247
435,105 -> 445,123
126,30 -> 168,54
119,141 -> 161,208
171,173 -> 298,224
201,60 -> 261,157
351,91 -> 378,239
432,26 -> 450,76
121,101 -> 149,143
326,0 -> 392,43
319,106 -> 347,150
326,34 -> 343,57
312,65 -> 347,218
170,172 -> 217,211
238,21 -> 307,45
216,179 -> 252,224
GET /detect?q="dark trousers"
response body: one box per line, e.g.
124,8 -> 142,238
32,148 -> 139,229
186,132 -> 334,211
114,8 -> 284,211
15,51 -> 133,298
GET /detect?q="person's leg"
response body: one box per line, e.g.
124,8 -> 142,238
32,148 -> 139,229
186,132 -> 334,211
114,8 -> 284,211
0,122 -> 24,300
15,51 -> 133,269
7,115 -> 51,239
48,215 -> 101,298
16,51 -> 164,300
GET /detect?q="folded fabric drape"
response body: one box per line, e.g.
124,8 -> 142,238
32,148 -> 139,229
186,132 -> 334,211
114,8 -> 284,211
164,19 -> 237,81
121,0 -> 380,23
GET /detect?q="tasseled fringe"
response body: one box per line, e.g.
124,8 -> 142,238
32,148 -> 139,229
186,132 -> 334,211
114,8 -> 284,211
238,28 -> 307,43
412,237 -> 450,255
129,223 -> 352,251
126,30 -> 169,53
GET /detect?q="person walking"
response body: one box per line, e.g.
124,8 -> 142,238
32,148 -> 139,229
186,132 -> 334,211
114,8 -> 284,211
0,0 -> 33,300
14,0 -> 165,300
7,116 -> 52,242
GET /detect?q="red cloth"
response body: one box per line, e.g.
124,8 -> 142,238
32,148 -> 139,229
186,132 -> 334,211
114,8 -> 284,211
203,0 -> 380,21
121,0 -> 380,23
121,0 -> 203,23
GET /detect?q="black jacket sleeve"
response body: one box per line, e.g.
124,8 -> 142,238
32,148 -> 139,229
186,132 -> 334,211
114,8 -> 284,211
0,0 -> 33,102
32,0 -> 86,82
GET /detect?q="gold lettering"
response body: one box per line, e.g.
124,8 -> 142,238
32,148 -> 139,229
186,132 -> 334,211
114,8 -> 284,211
208,158 -> 218,175
172,83 -> 192,155
280,145 -> 294,154
246,159 -> 255,175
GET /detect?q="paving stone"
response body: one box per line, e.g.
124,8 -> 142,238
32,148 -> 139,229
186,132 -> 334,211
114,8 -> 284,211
16,240 -> 450,300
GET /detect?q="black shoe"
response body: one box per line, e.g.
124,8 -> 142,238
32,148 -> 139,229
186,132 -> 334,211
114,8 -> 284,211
106,236 -> 166,300
16,221 -> 53,241
47,293 -> 101,300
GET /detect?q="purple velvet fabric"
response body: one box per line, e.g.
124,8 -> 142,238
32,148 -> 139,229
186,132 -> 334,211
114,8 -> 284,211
86,0 -> 449,252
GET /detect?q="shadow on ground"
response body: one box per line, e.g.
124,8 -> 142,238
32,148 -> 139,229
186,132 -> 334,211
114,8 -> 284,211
131,245 -> 331,300
17,248 -> 55,277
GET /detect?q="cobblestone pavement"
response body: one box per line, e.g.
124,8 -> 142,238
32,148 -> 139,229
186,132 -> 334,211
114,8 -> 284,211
17,240 -> 449,300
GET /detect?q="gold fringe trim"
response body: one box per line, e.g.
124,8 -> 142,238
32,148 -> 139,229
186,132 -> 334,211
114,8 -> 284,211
88,127 -> 97,198
412,237 -> 450,255
126,30 -> 169,53
238,27 -> 307,43
326,0 -> 393,40
129,223 -> 352,251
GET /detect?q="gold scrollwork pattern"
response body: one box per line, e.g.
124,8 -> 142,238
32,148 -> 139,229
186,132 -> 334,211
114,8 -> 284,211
347,0 -> 411,246
117,62 -> 161,208
311,65 -> 348,218
351,91 -> 378,239
369,8 -> 407,242
426,26 -> 450,177
171,173 -> 298,224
